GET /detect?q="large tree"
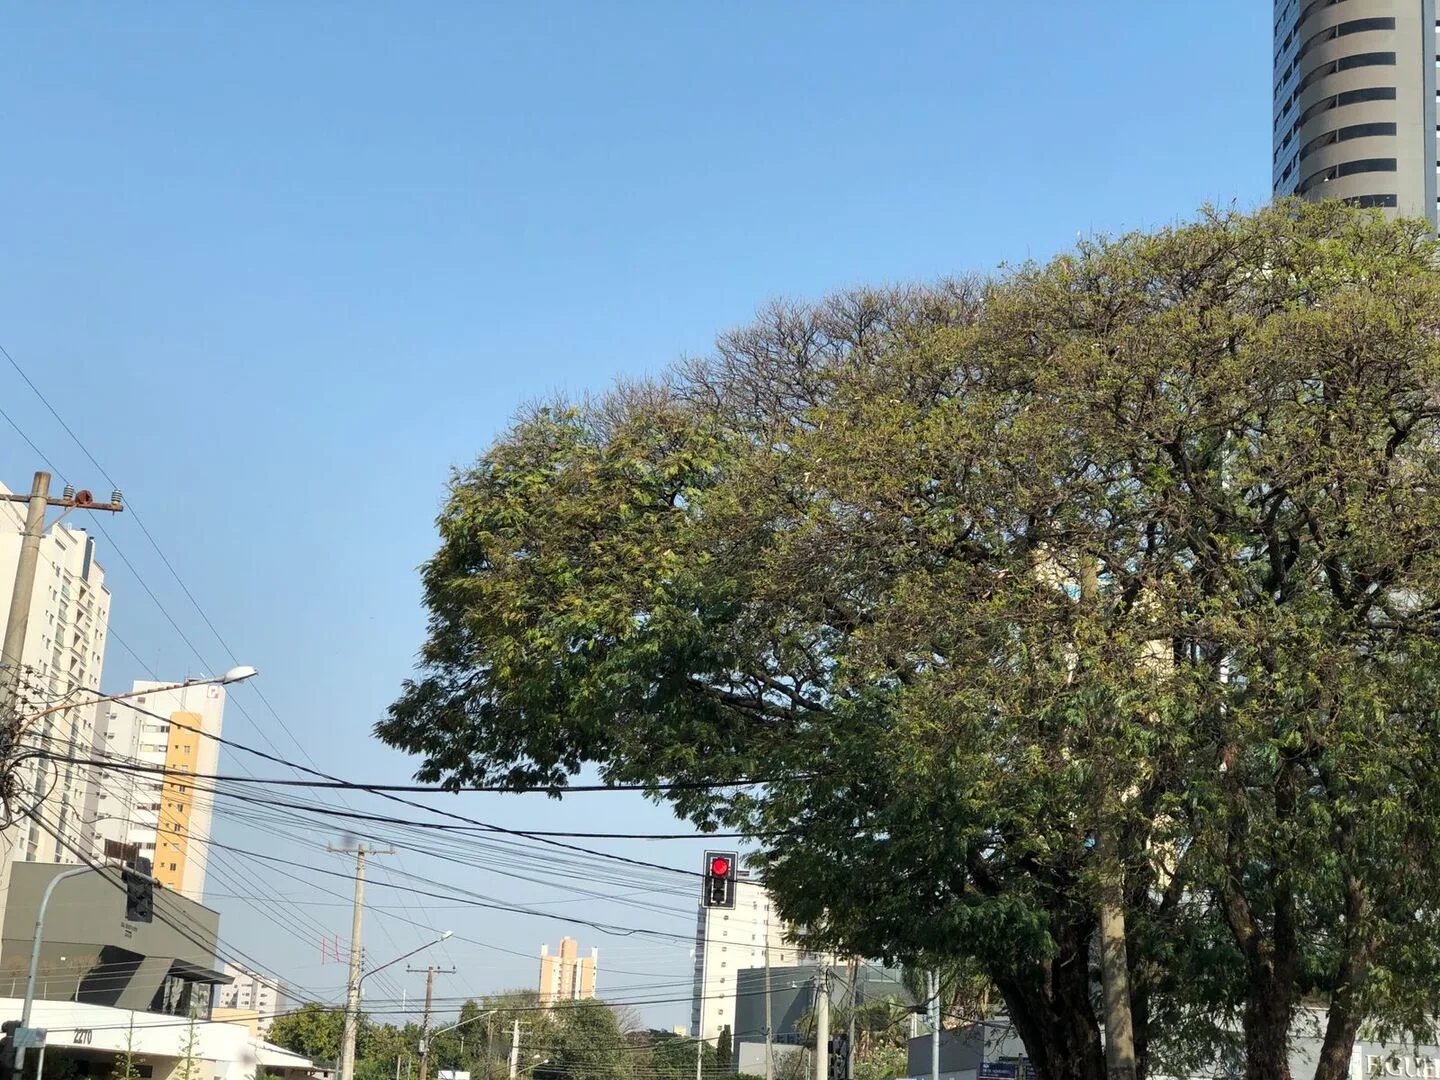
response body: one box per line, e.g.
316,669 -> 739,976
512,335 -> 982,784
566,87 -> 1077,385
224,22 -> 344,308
379,203 -> 1440,1080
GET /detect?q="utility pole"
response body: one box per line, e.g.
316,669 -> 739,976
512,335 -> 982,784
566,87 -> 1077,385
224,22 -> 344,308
928,971 -> 939,1080
813,967 -> 829,1080
0,472 -> 121,1012
846,959 -> 857,1080
0,473 -> 123,722
695,1035 -> 703,1080
411,963 -> 456,1080
763,914 -> 773,1080
331,842 -> 393,1080
508,1019 -> 520,1079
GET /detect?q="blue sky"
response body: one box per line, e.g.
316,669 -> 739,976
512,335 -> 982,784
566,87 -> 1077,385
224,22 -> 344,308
0,2 -> 1271,1031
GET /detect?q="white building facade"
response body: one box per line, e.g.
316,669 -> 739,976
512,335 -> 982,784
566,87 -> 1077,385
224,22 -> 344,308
215,964 -> 287,1035
1272,0 -> 1438,226
83,680 -> 226,901
0,480 -> 111,866
690,872 -> 802,1044
3,997 -> 314,1080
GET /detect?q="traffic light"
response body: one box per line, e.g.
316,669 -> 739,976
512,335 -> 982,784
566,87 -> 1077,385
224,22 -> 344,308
827,1035 -> 850,1080
123,862 -> 154,924
703,851 -> 737,908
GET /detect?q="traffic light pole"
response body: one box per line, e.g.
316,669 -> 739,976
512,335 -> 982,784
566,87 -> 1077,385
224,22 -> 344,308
16,866 -> 95,1073
813,968 -> 829,1080
928,971 -> 939,1080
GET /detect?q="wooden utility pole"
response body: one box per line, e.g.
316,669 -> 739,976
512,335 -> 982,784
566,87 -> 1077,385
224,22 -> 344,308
411,962 -> 456,1080
0,472 -> 123,721
330,843 -> 394,1080
0,471 -> 122,1078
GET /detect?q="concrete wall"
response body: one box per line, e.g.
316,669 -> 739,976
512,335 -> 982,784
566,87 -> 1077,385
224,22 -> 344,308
0,862 -> 222,1013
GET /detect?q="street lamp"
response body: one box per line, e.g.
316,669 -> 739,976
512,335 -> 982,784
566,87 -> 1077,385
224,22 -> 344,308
341,932 -> 453,1080
18,665 -> 259,731
420,1007 -> 498,1080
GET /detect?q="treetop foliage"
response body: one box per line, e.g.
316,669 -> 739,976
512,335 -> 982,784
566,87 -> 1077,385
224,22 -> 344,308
379,202 -> 1440,1080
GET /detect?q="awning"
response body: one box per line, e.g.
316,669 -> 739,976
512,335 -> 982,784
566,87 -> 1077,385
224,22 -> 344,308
168,959 -> 233,985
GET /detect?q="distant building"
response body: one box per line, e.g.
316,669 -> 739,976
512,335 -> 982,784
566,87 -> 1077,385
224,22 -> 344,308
689,869 -> 817,1044
1271,0 -> 1438,227
0,481 -> 111,866
82,680 -> 228,901
215,963 -> 287,1034
538,937 -> 597,1006
733,962 -> 908,1057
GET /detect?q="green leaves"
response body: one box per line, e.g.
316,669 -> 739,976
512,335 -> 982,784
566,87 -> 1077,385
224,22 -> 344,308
383,203 -> 1440,1080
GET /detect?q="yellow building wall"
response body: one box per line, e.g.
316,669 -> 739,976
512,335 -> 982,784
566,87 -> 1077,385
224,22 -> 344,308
156,711 -> 200,892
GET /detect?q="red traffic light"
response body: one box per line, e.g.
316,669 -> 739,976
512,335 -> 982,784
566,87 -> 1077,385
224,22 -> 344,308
710,856 -> 731,877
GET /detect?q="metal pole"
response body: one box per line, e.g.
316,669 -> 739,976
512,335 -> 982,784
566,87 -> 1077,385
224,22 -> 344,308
34,1043 -> 46,1080
16,866 -> 95,1072
928,971 -> 939,1080
695,1035 -> 703,1080
846,960 -> 857,1080
338,847 -> 367,1080
508,1019 -> 520,1079
814,968 -> 829,1080
763,913 -> 773,1080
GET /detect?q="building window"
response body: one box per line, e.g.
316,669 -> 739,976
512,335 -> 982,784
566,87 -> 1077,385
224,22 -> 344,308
1344,193 -> 1399,207
1298,85 -> 1396,127
1298,157 -> 1397,195
1298,121 -> 1397,164
169,862 -> 177,871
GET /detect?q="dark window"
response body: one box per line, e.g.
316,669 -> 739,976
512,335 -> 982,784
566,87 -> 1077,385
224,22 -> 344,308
1298,17 -> 1395,62
1299,121 -> 1397,162
1299,0 -> 1348,24
1344,194 -> 1398,208
1298,157 -> 1397,194
1298,51 -> 1395,94
1298,86 -> 1396,126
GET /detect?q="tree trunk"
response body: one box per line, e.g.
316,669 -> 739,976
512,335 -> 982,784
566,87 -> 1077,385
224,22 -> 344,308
1212,753 -> 1303,1080
1241,964 -> 1293,1080
1095,827 -> 1137,1080
993,915 -> 1107,1080
1312,877 -> 1377,1080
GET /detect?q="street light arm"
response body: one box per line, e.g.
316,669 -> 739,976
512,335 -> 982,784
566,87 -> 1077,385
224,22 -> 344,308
18,668 -> 259,731
358,932 -> 453,991
431,1010 -> 497,1039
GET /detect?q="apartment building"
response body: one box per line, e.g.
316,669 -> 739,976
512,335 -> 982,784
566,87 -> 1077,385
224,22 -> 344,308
538,937 -> 598,1006
1272,0 -> 1438,226
0,480 -> 111,865
214,964 -> 287,1034
689,871 -> 809,1044
83,680 -> 226,901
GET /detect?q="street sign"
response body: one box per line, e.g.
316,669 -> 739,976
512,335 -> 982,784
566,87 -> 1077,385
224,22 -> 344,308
978,1065 -> 1017,1079
13,1028 -> 46,1049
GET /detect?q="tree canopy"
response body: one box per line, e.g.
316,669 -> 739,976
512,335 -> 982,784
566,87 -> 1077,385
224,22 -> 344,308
380,203 -> 1440,1080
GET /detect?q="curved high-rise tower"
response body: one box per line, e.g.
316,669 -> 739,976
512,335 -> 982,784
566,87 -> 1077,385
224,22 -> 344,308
1273,0 -> 1438,226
